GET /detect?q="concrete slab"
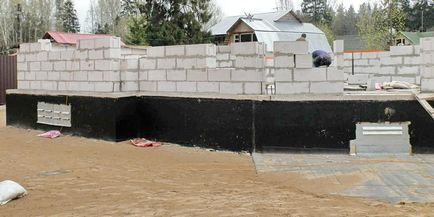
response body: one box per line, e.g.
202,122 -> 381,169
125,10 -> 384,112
253,153 -> 434,203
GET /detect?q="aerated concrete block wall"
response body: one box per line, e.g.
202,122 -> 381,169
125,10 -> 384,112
343,45 -> 422,85
18,38 -> 122,92
273,41 -> 345,94
17,38 -> 346,95
421,37 -> 434,92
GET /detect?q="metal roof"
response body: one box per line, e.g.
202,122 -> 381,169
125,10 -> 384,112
400,31 -> 434,45
42,32 -> 123,45
210,11 -> 331,53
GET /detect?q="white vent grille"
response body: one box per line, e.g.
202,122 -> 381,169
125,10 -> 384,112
37,102 -> 71,127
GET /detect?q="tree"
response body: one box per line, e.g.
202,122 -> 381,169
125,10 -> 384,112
125,16 -> 147,45
122,0 -> 215,46
344,5 -> 358,35
404,0 -> 434,31
332,4 -> 345,35
317,21 -> 335,45
59,0 -> 80,33
55,0 -> 64,31
357,3 -> 389,49
301,0 -> 329,24
381,0 -> 406,45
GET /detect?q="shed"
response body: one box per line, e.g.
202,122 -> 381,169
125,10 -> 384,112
42,32 -> 124,46
395,31 -> 434,46
210,10 -> 332,53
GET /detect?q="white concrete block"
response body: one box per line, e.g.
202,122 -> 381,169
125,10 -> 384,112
48,51 -> 61,60
167,70 -> 186,81
94,82 -> 113,92
80,60 -> 94,70
231,42 -> 265,55
218,46 -> 231,53
390,46 -> 414,56
166,45 -> 185,56
121,81 -> 139,92
421,78 -> 434,92
140,81 -> 157,92
17,72 -> 24,80
208,69 -> 231,81
176,81 -> 197,92
78,39 -> 95,50
397,66 -> 419,75
380,56 -> 403,65
274,69 -> 293,82
244,82 -> 262,95
147,46 -> 165,57
217,53 -> 230,60
75,50 -> 88,60
52,61 -> 65,71
187,69 -> 208,81
17,54 -> 25,62
354,59 -> 369,65
157,81 -> 176,92
157,58 -> 176,69
66,61 -> 80,71
148,70 -> 166,81
333,40 -> 344,53
140,59 -> 156,70
18,80 -> 30,89
139,71 -> 148,80
421,37 -> 434,51
30,43 -> 41,52
61,50 -> 75,60
404,56 -> 421,65
176,58 -> 197,69
368,59 -> 380,65
274,41 -> 308,55
94,37 -> 120,48
220,82 -> 243,94
37,52 -> 48,61
421,66 -> 434,77
47,71 -> 60,81
30,81 -> 42,89
24,71 -> 36,80
217,60 -> 234,68
124,59 -> 139,70
30,62 -> 41,71
41,81 -> 57,91
103,71 -> 120,81
35,71 -> 47,80
235,56 -> 264,68
197,82 -> 219,93
378,66 -> 396,75
60,71 -> 73,81
295,54 -> 312,68
391,76 -> 416,83
37,39 -> 52,51
231,69 -> 264,82
121,71 -> 138,81
327,68 -> 344,81
88,71 -> 104,81
361,52 -> 379,59
294,68 -> 327,81
186,44 -> 216,57
310,82 -> 344,94
104,48 -> 121,59
275,82 -> 309,94
73,71 -> 88,81
196,57 -> 217,68
17,62 -> 28,72
274,55 -> 295,68
89,50 -> 104,60
95,60 -> 117,71
422,53 -> 434,65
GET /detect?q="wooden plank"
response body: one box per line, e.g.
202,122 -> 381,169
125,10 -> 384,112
414,93 -> 434,119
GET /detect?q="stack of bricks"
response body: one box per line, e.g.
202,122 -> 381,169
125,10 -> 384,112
343,45 -> 422,85
273,41 -> 344,94
421,37 -> 434,92
17,37 -> 122,92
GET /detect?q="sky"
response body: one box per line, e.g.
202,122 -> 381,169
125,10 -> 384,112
73,0 -> 372,32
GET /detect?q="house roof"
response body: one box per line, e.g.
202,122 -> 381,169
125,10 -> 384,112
400,31 -> 434,45
210,11 -> 331,53
42,32 -> 123,45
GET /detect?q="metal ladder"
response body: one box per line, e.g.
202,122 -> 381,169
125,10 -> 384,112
414,93 -> 434,119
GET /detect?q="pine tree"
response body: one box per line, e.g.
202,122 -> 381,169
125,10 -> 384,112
60,0 -> 80,33
125,16 -> 147,45
344,6 -> 358,35
332,4 -> 346,35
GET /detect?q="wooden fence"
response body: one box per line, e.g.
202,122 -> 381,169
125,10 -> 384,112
0,55 -> 17,105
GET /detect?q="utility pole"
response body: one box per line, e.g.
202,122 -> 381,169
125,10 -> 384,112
16,4 -> 22,44
421,10 -> 424,32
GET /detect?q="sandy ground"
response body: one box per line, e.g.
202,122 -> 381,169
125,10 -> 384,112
0,107 -> 433,216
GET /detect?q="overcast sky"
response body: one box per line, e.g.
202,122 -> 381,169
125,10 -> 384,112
73,0 -> 373,32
